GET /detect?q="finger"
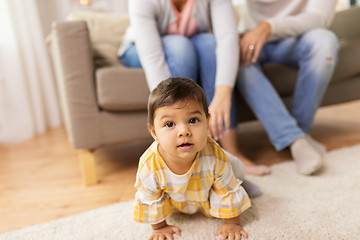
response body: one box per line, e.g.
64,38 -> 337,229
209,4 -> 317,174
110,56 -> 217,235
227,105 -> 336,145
172,226 -> 181,236
221,233 -> 228,240
216,114 -> 224,139
245,45 -> 254,65
228,232 -> 235,240
158,234 -> 165,240
241,230 -> 248,239
240,43 -> 248,66
208,114 -> 215,137
252,43 -> 262,63
209,116 -> 218,140
208,129 -> 212,138
164,233 -> 173,240
242,46 -> 250,65
223,111 -> 231,132
240,48 -> 247,66
235,232 -> 241,240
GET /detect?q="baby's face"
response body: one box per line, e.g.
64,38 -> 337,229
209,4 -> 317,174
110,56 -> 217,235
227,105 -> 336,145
149,99 -> 209,165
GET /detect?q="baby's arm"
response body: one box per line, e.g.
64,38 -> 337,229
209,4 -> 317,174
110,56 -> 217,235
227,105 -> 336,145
149,220 -> 181,240
216,215 -> 248,240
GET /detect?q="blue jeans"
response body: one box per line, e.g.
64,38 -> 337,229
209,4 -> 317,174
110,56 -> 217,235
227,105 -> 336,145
120,33 -> 237,129
237,29 -> 339,151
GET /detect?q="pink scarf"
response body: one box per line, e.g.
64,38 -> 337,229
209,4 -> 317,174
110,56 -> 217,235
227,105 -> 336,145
165,0 -> 198,37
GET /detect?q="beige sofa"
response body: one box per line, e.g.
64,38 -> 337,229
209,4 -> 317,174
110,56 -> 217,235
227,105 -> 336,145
49,7 -> 360,185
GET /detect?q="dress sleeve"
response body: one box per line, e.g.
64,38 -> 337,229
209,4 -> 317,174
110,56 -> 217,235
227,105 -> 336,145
128,0 -> 171,91
209,0 -> 239,88
266,0 -> 337,40
133,163 -> 172,224
209,147 -> 251,219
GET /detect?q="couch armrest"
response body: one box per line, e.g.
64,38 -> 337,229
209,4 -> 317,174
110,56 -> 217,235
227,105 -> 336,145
49,21 -> 101,149
329,6 -> 360,40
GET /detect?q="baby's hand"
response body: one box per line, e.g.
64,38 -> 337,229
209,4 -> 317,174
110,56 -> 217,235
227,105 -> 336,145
216,223 -> 248,240
149,225 -> 181,240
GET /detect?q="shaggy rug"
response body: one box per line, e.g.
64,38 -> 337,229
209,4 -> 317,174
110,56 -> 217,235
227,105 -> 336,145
1,145 -> 360,240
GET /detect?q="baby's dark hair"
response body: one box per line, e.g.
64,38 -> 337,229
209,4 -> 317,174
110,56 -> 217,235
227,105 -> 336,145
148,77 -> 210,125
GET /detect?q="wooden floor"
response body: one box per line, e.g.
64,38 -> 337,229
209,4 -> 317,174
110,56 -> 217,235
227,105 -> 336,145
0,100 -> 359,234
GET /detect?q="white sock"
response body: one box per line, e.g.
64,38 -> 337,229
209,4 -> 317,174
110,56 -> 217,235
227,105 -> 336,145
290,136 -> 324,175
305,135 -> 326,154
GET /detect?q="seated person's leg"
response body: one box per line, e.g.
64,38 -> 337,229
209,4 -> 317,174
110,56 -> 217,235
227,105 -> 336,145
119,43 -> 142,68
237,39 -> 326,175
291,29 -> 339,133
162,35 -> 198,82
237,62 -> 304,152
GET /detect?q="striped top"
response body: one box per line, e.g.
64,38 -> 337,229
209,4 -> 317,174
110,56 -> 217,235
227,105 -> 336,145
133,137 -> 251,224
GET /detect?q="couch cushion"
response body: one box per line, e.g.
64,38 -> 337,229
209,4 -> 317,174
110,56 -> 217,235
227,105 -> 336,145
96,66 -> 149,111
331,39 -> 360,83
67,10 -> 129,68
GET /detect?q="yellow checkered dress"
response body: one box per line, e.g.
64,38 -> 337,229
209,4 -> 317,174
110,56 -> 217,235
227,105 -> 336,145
133,137 -> 251,224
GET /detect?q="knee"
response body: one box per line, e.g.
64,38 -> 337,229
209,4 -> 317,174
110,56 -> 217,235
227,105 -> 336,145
300,29 -> 340,61
191,33 -> 216,50
162,35 -> 196,61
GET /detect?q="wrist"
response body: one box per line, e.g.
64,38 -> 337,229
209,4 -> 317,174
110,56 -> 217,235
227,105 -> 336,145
151,221 -> 168,230
260,21 -> 272,36
214,85 -> 233,98
224,216 -> 241,225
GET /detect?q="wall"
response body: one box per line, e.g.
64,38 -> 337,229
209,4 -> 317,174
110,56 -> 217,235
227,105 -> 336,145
36,0 -> 128,37
36,0 -> 359,44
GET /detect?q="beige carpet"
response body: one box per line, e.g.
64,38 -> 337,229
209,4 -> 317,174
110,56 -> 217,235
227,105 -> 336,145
1,145 -> 360,240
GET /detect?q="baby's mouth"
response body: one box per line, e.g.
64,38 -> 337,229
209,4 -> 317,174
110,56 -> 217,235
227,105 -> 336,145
177,142 -> 194,149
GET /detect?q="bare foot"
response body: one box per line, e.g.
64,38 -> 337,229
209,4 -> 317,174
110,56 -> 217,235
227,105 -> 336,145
245,164 -> 271,176
238,153 -> 271,176
220,130 -> 271,176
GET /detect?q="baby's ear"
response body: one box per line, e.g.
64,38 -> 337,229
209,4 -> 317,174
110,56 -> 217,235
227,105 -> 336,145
147,123 -> 158,141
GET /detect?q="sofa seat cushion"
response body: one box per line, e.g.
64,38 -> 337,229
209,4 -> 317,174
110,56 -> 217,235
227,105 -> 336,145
331,39 -> 360,83
96,66 -> 149,111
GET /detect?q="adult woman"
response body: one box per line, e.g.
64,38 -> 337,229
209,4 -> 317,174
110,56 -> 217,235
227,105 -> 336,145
118,0 -> 270,175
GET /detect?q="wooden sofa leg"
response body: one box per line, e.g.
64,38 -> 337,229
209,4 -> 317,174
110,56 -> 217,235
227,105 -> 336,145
78,150 -> 98,186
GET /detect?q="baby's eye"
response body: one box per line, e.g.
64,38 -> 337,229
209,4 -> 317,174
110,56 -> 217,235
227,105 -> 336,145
165,122 -> 175,128
189,118 -> 199,124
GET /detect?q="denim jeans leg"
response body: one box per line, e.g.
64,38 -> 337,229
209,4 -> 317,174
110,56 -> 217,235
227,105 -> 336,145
291,29 -> 339,132
120,36 -> 199,83
162,35 -> 199,83
237,63 -> 304,151
119,44 -> 142,68
191,33 -> 238,129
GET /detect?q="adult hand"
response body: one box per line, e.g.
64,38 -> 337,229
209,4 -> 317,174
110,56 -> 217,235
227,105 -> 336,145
240,21 -> 271,66
208,86 -> 232,141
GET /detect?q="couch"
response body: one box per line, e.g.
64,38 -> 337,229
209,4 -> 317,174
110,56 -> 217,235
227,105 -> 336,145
48,7 -> 360,185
